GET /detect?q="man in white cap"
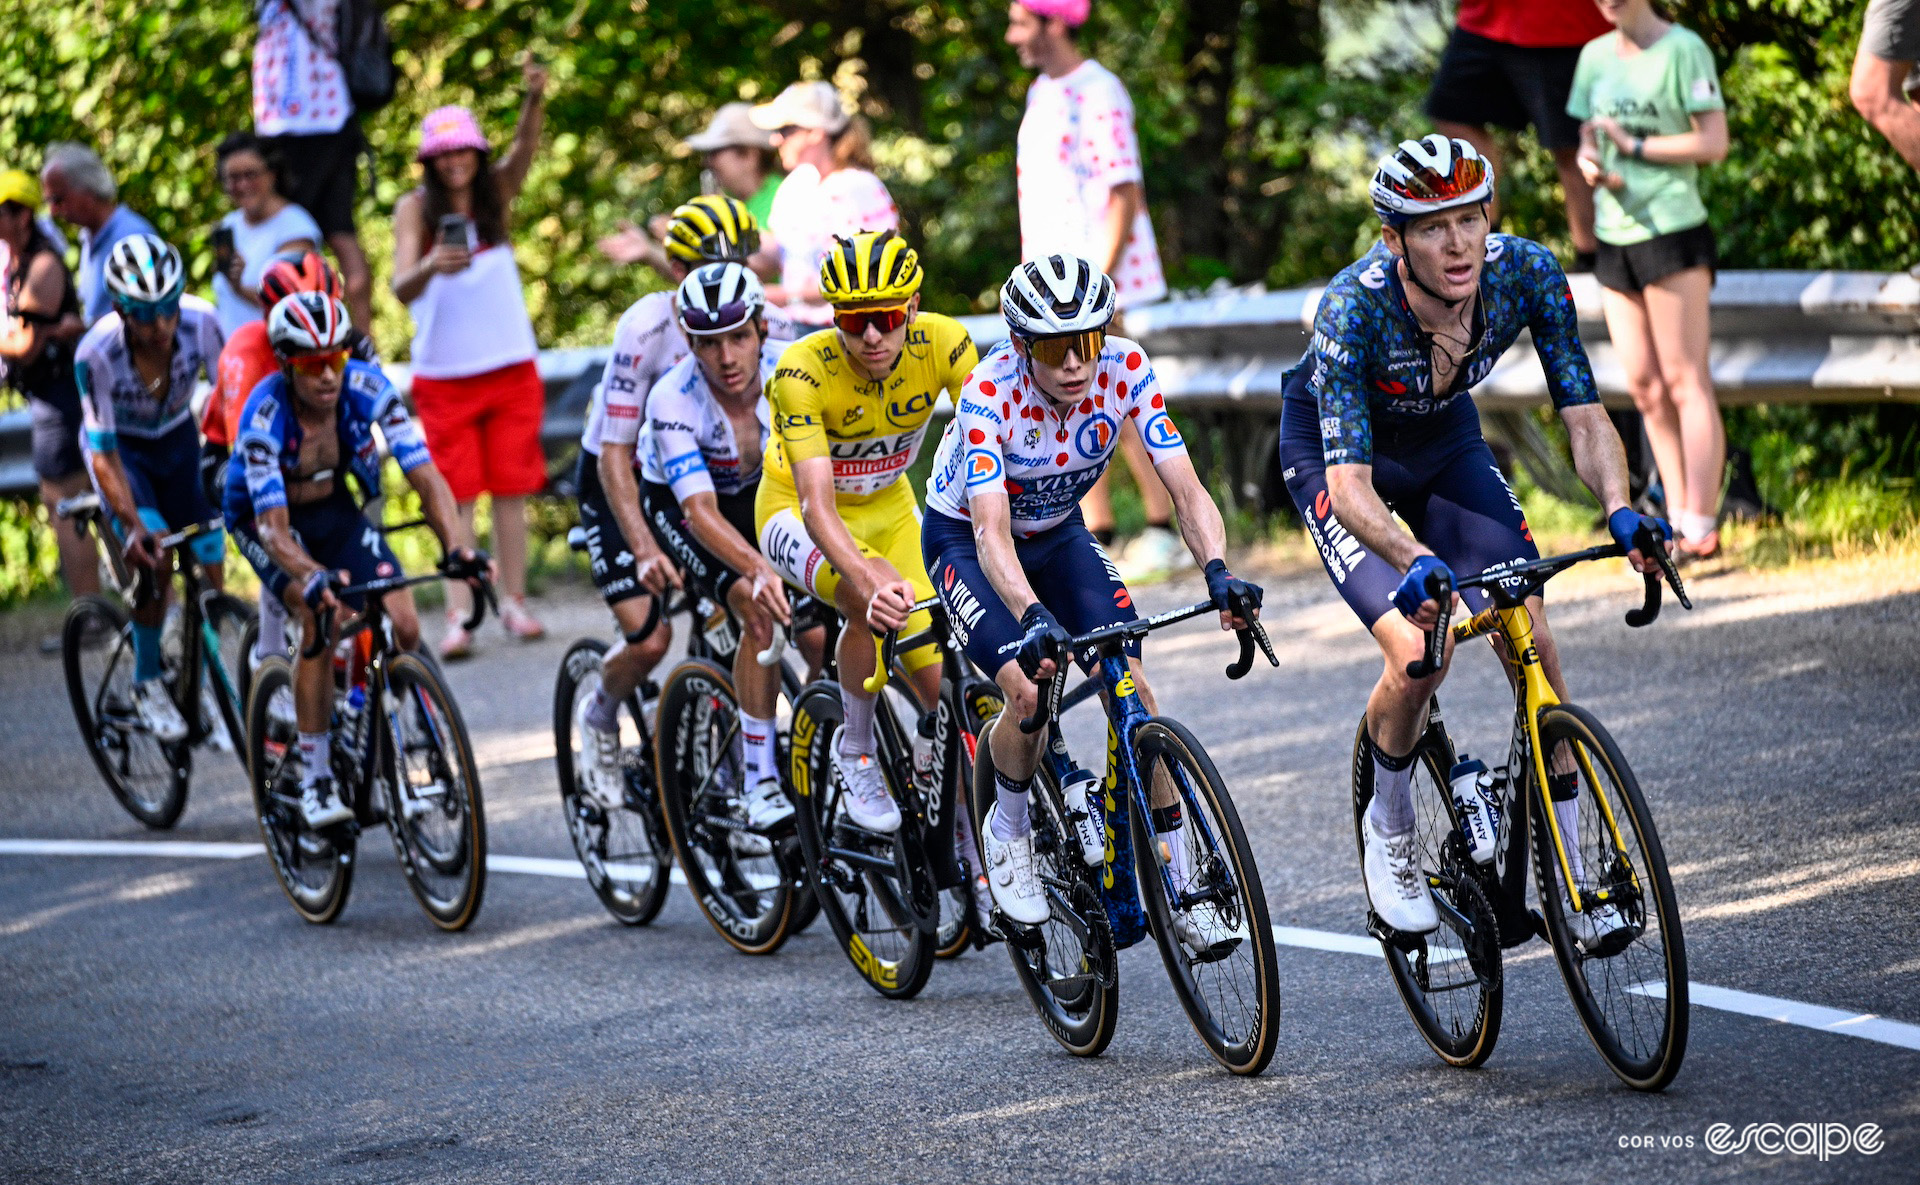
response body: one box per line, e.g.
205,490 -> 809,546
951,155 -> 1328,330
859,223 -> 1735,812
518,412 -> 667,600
749,81 -> 898,327
597,102 -> 784,279
1006,0 -> 1185,580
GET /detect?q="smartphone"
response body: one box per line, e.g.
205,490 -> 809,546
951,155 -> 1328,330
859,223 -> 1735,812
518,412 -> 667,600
437,214 -> 474,252
211,224 -> 236,273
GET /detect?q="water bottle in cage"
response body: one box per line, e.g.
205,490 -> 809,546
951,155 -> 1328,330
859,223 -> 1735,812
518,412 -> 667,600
1448,754 -> 1501,865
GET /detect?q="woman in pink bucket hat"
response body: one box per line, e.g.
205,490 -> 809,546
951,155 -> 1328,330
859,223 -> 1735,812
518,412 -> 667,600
391,58 -> 552,656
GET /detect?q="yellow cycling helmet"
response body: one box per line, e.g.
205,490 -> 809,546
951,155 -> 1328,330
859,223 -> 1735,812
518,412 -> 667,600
819,228 -> 922,306
663,194 -> 760,264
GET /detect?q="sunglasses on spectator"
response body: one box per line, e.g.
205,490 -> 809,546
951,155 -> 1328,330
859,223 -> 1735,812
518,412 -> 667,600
222,166 -> 269,186
1022,329 -> 1105,368
286,349 -> 349,376
114,296 -> 181,323
833,306 -> 911,337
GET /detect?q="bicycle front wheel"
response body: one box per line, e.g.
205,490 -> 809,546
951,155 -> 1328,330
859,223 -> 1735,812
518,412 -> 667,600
63,596 -> 190,829
1131,718 -> 1279,1075
200,592 -> 255,771
554,639 -> 672,926
1531,703 -> 1687,1091
245,656 -> 353,923
381,652 -> 487,931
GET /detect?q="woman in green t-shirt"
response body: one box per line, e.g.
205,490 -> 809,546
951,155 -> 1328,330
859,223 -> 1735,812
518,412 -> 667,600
1568,0 -> 1729,558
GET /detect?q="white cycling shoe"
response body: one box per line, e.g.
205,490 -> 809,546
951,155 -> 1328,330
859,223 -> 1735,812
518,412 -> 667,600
981,805 -> 1049,926
132,679 -> 189,744
1172,904 -> 1244,958
831,747 -> 900,834
573,696 -> 627,812
1565,893 -> 1632,956
731,779 -> 793,856
300,777 -> 353,829
1362,810 -> 1439,934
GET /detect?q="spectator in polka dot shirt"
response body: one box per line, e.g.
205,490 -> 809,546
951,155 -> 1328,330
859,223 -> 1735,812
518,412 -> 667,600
1006,0 -> 1184,579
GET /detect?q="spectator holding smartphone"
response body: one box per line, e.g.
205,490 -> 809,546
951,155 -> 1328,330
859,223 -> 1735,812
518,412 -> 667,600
391,59 -> 551,655
1570,0 -> 1729,558
209,132 -> 322,337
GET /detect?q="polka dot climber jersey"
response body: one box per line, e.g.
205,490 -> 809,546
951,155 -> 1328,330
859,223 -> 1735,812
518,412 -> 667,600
925,336 -> 1187,537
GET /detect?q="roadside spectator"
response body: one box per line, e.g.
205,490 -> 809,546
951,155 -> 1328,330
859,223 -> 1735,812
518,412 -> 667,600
749,81 -> 897,328
251,0 -> 375,332
0,168 -> 98,610
1425,0 -> 1611,270
598,103 -> 782,280
210,132 -> 322,338
391,61 -> 551,655
1006,0 -> 1185,579
38,143 -> 156,326
1852,1 -> 1920,173
1570,0 -> 1729,558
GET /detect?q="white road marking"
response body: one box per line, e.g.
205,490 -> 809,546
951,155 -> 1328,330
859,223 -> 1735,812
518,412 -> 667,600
10,837 -> 1916,1053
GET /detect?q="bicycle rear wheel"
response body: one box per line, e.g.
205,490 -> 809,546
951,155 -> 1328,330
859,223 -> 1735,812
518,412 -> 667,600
554,639 -> 673,926
63,596 -> 191,829
656,658 -> 798,953
381,652 -> 487,931
1531,703 -> 1687,1091
1131,718 -> 1279,1075
973,720 -> 1118,1058
1350,714 -> 1504,1068
245,656 -> 353,923
790,684 -> 934,999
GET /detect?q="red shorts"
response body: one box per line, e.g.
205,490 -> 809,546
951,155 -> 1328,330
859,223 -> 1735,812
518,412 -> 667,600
410,359 -> 547,502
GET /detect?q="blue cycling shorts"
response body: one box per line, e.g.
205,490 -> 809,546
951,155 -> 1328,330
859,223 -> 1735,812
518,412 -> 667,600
922,506 -> 1140,678
1277,388 -> 1538,629
231,491 -> 401,609
88,423 -> 226,567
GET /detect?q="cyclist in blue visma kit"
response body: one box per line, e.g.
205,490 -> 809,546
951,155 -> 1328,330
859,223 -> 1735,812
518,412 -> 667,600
1277,134 -> 1672,943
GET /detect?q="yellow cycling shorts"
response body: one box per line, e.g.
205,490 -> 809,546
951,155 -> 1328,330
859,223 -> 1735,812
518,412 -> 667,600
755,473 -> 941,674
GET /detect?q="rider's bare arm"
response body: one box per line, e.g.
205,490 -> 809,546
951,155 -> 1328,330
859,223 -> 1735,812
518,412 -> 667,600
89,450 -> 144,543
1154,454 -> 1228,571
253,503 -> 327,590
966,491 -> 1042,617
681,490 -> 789,623
792,454 -> 900,622
595,442 -> 677,593
400,460 -> 470,562
1327,462 -> 1432,573
1562,403 -> 1663,573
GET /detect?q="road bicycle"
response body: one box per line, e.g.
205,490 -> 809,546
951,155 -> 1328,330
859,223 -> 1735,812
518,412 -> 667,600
786,597 -> 1003,998
58,494 -> 253,828
1360,530 -> 1691,1091
973,591 -> 1283,1075
245,562 -> 493,930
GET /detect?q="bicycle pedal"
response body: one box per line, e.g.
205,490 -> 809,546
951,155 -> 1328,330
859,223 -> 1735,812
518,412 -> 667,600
1364,910 -> 1426,954
1002,917 -> 1045,952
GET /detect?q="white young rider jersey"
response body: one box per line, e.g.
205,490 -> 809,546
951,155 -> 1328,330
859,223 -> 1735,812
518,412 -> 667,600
638,339 -> 779,501
579,291 -> 792,456
74,295 -> 225,449
925,336 -> 1186,537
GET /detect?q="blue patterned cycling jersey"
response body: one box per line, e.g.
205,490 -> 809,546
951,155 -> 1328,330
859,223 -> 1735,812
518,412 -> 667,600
74,296 -> 224,449
1289,234 -> 1598,465
224,359 -> 432,519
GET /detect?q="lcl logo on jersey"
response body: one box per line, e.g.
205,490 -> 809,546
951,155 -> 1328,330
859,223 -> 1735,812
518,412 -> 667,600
1075,414 -> 1115,459
1141,413 -> 1182,450
887,390 -> 934,426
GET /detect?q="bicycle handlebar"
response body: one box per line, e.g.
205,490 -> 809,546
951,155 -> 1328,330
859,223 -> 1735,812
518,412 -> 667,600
1405,568 -> 1455,680
863,595 -> 944,694
299,559 -> 495,660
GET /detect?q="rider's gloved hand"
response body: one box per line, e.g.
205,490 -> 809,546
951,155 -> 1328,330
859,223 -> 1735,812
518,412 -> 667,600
442,547 -> 492,582
1608,507 -> 1670,568
1392,555 -> 1454,621
1203,558 -> 1263,618
1015,602 -> 1071,681
302,568 -> 341,613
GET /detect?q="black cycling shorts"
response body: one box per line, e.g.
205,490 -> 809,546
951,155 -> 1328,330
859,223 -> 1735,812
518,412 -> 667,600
231,490 -> 401,608
1425,28 -> 1585,150
641,478 -> 760,604
575,451 -> 650,607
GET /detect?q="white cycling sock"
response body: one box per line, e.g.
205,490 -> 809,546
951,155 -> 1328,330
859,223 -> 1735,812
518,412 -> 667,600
1366,736 -> 1417,835
298,732 -> 330,790
740,712 -> 776,786
583,686 -> 620,735
992,768 -> 1031,840
256,588 -> 286,660
1153,804 -> 1192,894
838,687 -> 876,757
1554,796 -> 1586,886
1676,511 -> 1717,544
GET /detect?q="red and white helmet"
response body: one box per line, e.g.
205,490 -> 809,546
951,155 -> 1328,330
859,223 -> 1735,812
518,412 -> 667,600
1370,134 -> 1494,228
267,291 -> 354,359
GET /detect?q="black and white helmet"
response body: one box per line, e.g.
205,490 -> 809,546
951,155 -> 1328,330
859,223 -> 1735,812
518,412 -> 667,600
1369,134 -> 1494,227
267,291 -> 354,358
676,261 -> 766,336
1000,254 -> 1116,338
102,233 -> 184,305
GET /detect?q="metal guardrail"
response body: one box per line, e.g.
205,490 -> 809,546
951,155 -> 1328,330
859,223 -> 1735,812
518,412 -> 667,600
7,269 -> 1916,503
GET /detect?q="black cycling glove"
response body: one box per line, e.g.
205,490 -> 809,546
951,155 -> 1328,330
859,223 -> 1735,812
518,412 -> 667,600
1203,558 -> 1263,617
1015,602 -> 1071,681
441,548 -> 492,582
302,569 -> 340,612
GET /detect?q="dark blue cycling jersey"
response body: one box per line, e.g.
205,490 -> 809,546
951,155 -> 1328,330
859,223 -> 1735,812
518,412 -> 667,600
1287,234 -> 1598,466
224,360 -> 432,521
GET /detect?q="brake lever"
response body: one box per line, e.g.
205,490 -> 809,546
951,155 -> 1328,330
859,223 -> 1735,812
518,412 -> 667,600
1404,570 -> 1454,679
1019,664 -> 1066,734
756,626 -> 788,668
862,628 -> 899,694
1222,591 -> 1279,679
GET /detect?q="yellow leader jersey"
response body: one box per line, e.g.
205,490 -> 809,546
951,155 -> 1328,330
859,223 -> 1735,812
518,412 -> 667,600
763,314 -> 978,504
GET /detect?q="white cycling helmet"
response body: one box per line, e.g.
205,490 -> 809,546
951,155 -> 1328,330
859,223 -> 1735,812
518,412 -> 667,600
1370,134 -> 1494,227
676,261 -> 766,336
267,291 -> 354,358
1000,254 -> 1116,338
103,233 -> 185,305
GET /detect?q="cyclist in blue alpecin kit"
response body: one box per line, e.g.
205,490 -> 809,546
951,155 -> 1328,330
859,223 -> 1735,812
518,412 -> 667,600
1279,135 -> 1670,943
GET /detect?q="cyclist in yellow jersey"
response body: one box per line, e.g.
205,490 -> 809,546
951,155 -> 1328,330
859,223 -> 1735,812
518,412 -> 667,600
756,229 -> 977,833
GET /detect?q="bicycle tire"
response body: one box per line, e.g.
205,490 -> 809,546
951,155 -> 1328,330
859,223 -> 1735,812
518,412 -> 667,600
382,652 -> 488,931
200,592 -> 256,772
1530,703 -> 1688,1091
63,595 -> 191,829
1130,717 -> 1280,1075
973,716 -> 1119,1058
790,682 -> 935,999
553,639 -> 673,926
655,657 -> 798,954
1349,713 -> 1504,1069
245,656 -> 354,923
933,679 -> 1006,959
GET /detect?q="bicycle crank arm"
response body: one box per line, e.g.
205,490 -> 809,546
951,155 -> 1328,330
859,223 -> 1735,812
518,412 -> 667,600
822,845 -> 902,876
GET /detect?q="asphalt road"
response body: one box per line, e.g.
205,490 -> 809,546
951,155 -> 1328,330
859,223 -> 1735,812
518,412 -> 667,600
3,554 -> 1918,1183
